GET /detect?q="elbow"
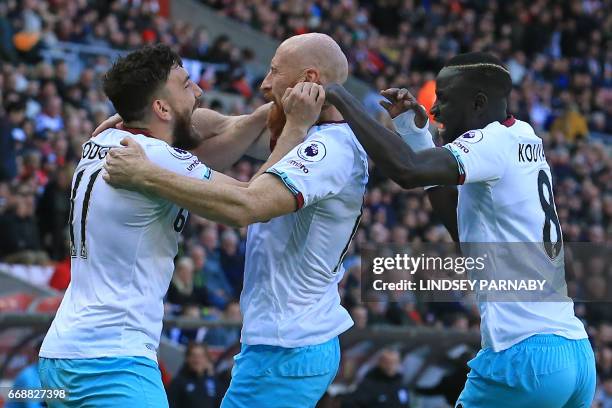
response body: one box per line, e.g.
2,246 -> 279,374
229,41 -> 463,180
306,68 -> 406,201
229,200 -> 259,228
226,209 -> 251,228
232,215 -> 251,229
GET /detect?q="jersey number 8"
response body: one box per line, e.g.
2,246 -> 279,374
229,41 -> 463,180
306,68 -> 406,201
537,170 -> 562,260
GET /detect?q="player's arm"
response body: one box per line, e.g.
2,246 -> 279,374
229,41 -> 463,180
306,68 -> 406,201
325,83 -> 460,189
151,169 -> 295,227
427,186 -> 459,242
379,87 -> 460,242
92,103 -> 273,172
102,132 -> 303,227
190,102 -> 273,170
103,84 -> 325,226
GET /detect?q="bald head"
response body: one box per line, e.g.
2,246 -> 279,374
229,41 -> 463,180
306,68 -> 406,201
261,32 -> 348,141
277,33 -> 348,85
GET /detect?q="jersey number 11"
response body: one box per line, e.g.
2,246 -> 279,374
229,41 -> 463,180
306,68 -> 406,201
68,168 -> 102,259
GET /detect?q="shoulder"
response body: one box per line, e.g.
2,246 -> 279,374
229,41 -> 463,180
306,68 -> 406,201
91,128 -> 168,149
309,123 -> 355,143
307,123 -> 363,156
453,120 -> 519,151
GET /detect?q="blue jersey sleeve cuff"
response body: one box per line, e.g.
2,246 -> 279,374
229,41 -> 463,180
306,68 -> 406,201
266,168 -> 304,210
444,145 -> 466,185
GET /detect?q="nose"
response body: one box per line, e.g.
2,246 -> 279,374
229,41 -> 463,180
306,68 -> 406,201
260,72 -> 272,92
192,82 -> 203,99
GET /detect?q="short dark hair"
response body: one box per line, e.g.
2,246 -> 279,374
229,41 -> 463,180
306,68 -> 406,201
103,44 -> 182,122
444,52 -> 512,97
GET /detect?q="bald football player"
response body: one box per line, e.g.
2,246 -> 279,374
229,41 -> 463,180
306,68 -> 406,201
104,34 -> 368,408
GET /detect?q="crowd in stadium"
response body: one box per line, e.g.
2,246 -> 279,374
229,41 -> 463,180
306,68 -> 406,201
0,0 -> 611,406
205,0 -> 612,135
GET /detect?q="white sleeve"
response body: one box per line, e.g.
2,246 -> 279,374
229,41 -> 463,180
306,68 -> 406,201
443,129 -> 510,184
266,129 -> 354,209
146,144 -> 213,181
392,110 -> 437,190
392,108 -> 435,152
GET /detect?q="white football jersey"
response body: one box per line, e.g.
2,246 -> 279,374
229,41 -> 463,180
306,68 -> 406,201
40,128 -> 211,361
240,123 -> 368,348
444,117 -> 587,351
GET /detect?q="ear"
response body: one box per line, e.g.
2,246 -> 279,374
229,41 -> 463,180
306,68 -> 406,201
304,68 -> 320,83
152,98 -> 172,122
474,92 -> 487,112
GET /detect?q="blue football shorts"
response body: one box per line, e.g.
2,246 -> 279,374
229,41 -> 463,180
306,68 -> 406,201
456,334 -> 596,408
221,336 -> 340,408
38,356 -> 168,408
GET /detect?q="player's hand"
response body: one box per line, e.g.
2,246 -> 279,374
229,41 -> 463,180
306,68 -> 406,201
380,88 -> 428,127
103,137 -> 152,191
92,114 -> 124,137
281,82 -> 325,130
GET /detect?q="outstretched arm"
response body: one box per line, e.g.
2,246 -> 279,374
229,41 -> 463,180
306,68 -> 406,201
92,103 -> 273,172
379,87 -> 459,242
141,164 -> 297,227
103,84 -> 325,227
325,84 -> 459,189
190,102 -> 272,170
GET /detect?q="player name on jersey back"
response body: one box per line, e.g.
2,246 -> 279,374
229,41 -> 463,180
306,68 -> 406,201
81,140 -> 112,161
518,142 -> 546,163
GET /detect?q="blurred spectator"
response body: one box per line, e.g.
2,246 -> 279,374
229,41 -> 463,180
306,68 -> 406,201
414,349 -> 474,406
341,348 -> 410,408
204,301 -> 241,348
550,103 -> 590,142
0,99 -> 26,180
35,96 -> 63,133
219,229 -> 244,297
594,374 -> 612,408
198,226 -> 232,296
190,244 -> 228,309
167,342 -> 221,408
37,165 -> 70,260
167,257 -> 210,308
169,304 -> 207,345
0,184 -> 45,263
350,304 -> 368,330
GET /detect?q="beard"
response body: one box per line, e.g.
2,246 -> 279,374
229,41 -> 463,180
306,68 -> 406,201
172,107 -> 201,151
266,100 -> 286,151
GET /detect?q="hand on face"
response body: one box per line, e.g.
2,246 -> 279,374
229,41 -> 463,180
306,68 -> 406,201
380,88 -> 428,127
102,137 -> 152,191
281,82 -> 326,130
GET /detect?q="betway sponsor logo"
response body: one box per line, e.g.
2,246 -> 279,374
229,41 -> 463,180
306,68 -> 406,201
518,143 -> 545,163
